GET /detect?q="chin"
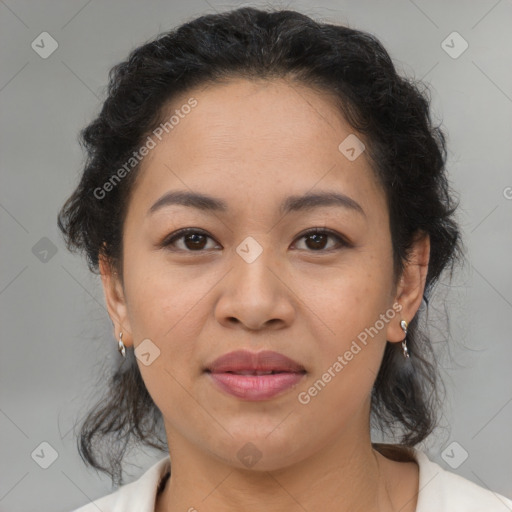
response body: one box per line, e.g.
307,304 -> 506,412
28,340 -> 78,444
205,425 -> 310,472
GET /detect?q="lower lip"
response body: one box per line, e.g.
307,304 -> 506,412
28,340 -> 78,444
207,372 -> 306,401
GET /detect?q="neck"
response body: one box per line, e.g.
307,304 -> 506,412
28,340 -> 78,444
156,426 -> 417,512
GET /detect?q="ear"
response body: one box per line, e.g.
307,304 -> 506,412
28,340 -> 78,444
99,253 -> 133,348
386,231 -> 430,343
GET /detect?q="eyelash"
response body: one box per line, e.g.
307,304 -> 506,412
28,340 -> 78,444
160,227 -> 351,253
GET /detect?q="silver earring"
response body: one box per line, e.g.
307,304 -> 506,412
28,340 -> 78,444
400,320 -> 409,358
118,332 -> 126,357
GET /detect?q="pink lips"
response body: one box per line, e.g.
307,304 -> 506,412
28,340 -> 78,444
205,349 -> 306,401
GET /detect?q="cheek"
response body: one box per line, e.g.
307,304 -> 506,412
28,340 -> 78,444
299,261 -> 392,346
122,250 -> 216,388
123,241 -> 206,332
297,263 -> 393,401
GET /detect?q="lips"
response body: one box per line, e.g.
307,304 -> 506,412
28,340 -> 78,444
205,349 -> 306,374
204,350 -> 306,401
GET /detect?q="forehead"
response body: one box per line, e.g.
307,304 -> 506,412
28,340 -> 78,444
158,78 -> 352,161
127,77 -> 385,221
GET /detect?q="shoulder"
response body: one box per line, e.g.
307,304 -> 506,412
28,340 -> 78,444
374,443 -> 512,511
70,455 -> 171,512
411,446 -> 512,511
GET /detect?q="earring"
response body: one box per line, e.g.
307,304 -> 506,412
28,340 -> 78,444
400,320 -> 410,359
118,332 -> 126,357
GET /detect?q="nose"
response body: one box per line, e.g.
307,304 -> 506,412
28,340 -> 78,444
214,243 -> 295,332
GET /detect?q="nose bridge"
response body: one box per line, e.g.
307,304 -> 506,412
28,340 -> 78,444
218,232 -> 292,324
213,224 -> 296,331
232,233 -> 278,293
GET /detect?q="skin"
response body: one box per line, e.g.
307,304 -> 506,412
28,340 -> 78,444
99,78 -> 430,512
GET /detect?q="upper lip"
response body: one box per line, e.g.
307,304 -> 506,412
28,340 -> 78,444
205,349 -> 306,374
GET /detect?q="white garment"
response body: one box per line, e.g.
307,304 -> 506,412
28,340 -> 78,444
71,447 -> 512,511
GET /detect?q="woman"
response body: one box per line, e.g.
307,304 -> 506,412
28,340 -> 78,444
58,7 -> 512,512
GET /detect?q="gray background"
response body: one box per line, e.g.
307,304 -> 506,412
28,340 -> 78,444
1,0 -> 511,511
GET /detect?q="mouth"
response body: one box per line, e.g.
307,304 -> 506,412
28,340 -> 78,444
204,349 -> 306,401
217,370 -> 293,375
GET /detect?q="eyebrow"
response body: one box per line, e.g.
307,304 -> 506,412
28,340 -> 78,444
147,190 -> 366,218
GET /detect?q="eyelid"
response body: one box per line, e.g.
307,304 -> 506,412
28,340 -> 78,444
160,227 -> 351,252
160,227 -> 216,250
292,227 -> 350,251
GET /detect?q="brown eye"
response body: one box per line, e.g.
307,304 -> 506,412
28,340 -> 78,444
305,232 -> 329,250
294,229 -> 348,252
182,232 -> 208,250
162,228 -> 218,252
161,227 -> 349,253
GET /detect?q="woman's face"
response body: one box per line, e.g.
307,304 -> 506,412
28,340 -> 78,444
101,78 -> 428,470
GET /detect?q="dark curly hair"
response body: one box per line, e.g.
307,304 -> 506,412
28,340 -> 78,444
57,6 -> 464,486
